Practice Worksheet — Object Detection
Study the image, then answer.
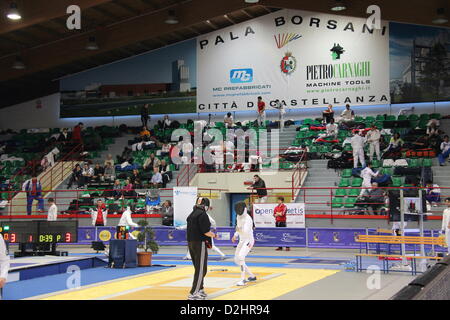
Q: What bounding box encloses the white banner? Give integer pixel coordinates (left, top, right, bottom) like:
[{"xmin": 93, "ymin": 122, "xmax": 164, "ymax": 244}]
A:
[
  {"xmin": 173, "ymin": 187, "xmax": 198, "ymax": 227},
  {"xmin": 197, "ymin": 9, "xmax": 390, "ymax": 113},
  {"xmin": 253, "ymin": 203, "xmax": 305, "ymax": 228}
]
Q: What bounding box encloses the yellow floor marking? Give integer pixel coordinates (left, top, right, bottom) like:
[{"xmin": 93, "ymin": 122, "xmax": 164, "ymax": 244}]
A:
[
  {"xmin": 42, "ymin": 266, "xmax": 196, "ymax": 300},
  {"xmin": 214, "ymin": 267, "xmax": 338, "ymax": 300},
  {"xmin": 42, "ymin": 266, "xmax": 337, "ymax": 300}
]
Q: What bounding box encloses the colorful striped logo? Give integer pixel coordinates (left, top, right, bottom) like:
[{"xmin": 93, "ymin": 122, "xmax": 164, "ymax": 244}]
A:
[{"xmin": 274, "ymin": 33, "xmax": 302, "ymax": 49}]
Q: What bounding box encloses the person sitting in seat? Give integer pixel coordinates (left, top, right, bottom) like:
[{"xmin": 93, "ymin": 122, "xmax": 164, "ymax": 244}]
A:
[
  {"xmin": 81, "ymin": 163, "xmax": 94, "ymax": 188},
  {"xmin": 123, "ymin": 179, "xmax": 137, "ymax": 201},
  {"xmin": 158, "ymin": 159, "xmax": 172, "ymax": 188},
  {"xmin": 143, "ymin": 153, "xmax": 160, "ymax": 172},
  {"xmin": 104, "ymin": 154, "xmax": 114, "ymax": 167},
  {"xmin": 425, "ymin": 181, "xmax": 441, "ymax": 207},
  {"xmin": 161, "ymin": 200, "xmax": 174, "ymax": 226},
  {"xmin": 383, "ymin": 132, "xmax": 403, "ymax": 158},
  {"xmin": 130, "ymin": 169, "xmax": 143, "ymax": 189},
  {"xmin": 92, "ymin": 163, "xmax": 104, "ymax": 182},
  {"xmin": 112, "ymin": 179, "xmax": 123, "ymax": 199},
  {"xmin": 224, "ymin": 112, "xmax": 234, "ymax": 129},
  {"xmin": 322, "ymin": 104, "xmax": 334, "ymax": 124},
  {"xmin": 339, "ymin": 104, "xmax": 355, "ymax": 123},
  {"xmin": 357, "ymin": 182, "xmax": 385, "ymax": 215},
  {"xmin": 67, "ymin": 164, "xmax": 82, "ymax": 189},
  {"xmin": 140, "ymin": 126, "xmax": 151, "ymax": 139},
  {"xmin": 438, "ymin": 135, "xmax": 450, "ymax": 166},
  {"xmin": 158, "ymin": 115, "xmax": 172, "ymax": 130},
  {"xmin": 104, "ymin": 162, "xmax": 115, "ymax": 182},
  {"xmin": 150, "ymin": 167, "xmax": 163, "ymax": 189}
]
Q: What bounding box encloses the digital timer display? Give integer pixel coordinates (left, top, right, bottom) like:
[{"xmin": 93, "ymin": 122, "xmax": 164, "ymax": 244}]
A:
[{"xmin": 0, "ymin": 221, "xmax": 78, "ymax": 243}]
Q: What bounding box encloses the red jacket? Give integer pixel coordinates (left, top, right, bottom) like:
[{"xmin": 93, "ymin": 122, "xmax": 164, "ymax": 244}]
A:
[{"xmin": 274, "ymin": 203, "xmax": 287, "ymax": 223}]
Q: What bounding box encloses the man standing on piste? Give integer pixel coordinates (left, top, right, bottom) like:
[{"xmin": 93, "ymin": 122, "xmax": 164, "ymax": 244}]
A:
[{"xmin": 186, "ymin": 197, "xmax": 217, "ymax": 300}]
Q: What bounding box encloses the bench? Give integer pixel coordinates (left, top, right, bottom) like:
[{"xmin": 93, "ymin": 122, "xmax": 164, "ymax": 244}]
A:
[
  {"xmin": 355, "ymin": 253, "xmax": 443, "ymax": 275},
  {"xmin": 355, "ymin": 234, "xmax": 446, "ymax": 275}
]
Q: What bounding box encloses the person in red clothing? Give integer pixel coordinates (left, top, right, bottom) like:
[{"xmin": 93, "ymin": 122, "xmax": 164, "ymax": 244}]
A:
[
  {"xmin": 72, "ymin": 122, "xmax": 84, "ymax": 144},
  {"xmin": 257, "ymin": 96, "xmax": 266, "ymax": 127},
  {"xmin": 273, "ymin": 196, "xmax": 290, "ymax": 251},
  {"xmin": 90, "ymin": 199, "xmax": 108, "ymax": 226}
]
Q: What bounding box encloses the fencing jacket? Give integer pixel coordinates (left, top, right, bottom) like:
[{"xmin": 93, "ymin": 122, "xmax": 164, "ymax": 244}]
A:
[
  {"xmin": 47, "ymin": 204, "xmax": 58, "ymax": 221},
  {"xmin": 442, "ymin": 208, "xmax": 450, "ymax": 233},
  {"xmin": 366, "ymin": 130, "xmax": 381, "ymax": 143},
  {"xmin": 0, "ymin": 235, "xmax": 9, "ymax": 280},
  {"xmin": 234, "ymin": 210, "xmax": 254, "ymax": 242},
  {"xmin": 350, "ymin": 134, "xmax": 365, "ymax": 150}
]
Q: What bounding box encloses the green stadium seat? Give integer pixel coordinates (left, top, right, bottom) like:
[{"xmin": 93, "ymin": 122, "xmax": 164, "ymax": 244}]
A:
[
  {"xmin": 371, "ymin": 159, "xmax": 381, "ymax": 168},
  {"xmin": 408, "ymin": 158, "xmax": 419, "ymax": 168},
  {"xmin": 419, "ymin": 114, "xmax": 430, "ymax": 121},
  {"xmin": 332, "ymin": 197, "xmax": 344, "ymax": 208},
  {"xmin": 397, "ymin": 115, "xmax": 407, "ymax": 121},
  {"xmin": 430, "ymin": 113, "xmax": 441, "ymax": 120},
  {"xmin": 376, "ymin": 115, "xmax": 385, "ymax": 121},
  {"xmin": 335, "ymin": 189, "xmax": 347, "ymax": 197},
  {"xmin": 382, "ymin": 168, "xmax": 393, "ymax": 176},
  {"xmin": 408, "ymin": 114, "xmax": 419, "ymax": 121},
  {"xmin": 339, "ymin": 178, "xmax": 350, "ymax": 187},
  {"xmin": 423, "ymin": 158, "xmax": 433, "ymax": 167},
  {"xmin": 303, "ymin": 118, "xmax": 313, "ymax": 125},
  {"xmin": 348, "ymin": 188, "xmax": 360, "ymax": 197},
  {"xmin": 341, "ymin": 169, "xmax": 352, "ymax": 178},
  {"xmin": 392, "ymin": 177, "xmax": 402, "ymax": 187},
  {"xmin": 386, "ymin": 115, "xmax": 396, "ymax": 121},
  {"xmin": 351, "ymin": 178, "xmax": 363, "ymax": 187},
  {"xmin": 344, "ymin": 197, "xmax": 358, "ymax": 208},
  {"xmin": 309, "ymin": 145, "xmax": 318, "ymax": 153}
]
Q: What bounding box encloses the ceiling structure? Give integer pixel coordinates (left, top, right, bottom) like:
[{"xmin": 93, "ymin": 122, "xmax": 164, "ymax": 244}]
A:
[{"xmin": 0, "ymin": 0, "xmax": 449, "ymax": 108}]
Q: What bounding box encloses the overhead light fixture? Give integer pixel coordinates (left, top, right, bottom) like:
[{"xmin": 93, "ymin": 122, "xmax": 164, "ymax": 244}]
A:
[
  {"xmin": 244, "ymin": 0, "xmax": 260, "ymax": 3},
  {"xmin": 165, "ymin": 10, "xmax": 179, "ymax": 24},
  {"xmin": 12, "ymin": 56, "xmax": 25, "ymax": 70},
  {"xmin": 7, "ymin": 2, "xmax": 22, "ymax": 20},
  {"xmin": 86, "ymin": 36, "xmax": 99, "ymax": 50},
  {"xmin": 331, "ymin": 0, "xmax": 347, "ymax": 12},
  {"xmin": 432, "ymin": 8, "xmax": 448, "ymax": 24}
]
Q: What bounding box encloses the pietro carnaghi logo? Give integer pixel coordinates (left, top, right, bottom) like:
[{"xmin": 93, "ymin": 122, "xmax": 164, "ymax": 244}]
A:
[{"xmin": 330, "ymin": 43, "xmax": 345, "ymax": 60}]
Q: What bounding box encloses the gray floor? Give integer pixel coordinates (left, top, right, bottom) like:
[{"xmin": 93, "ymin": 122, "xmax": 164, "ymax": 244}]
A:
[{"xmin": 55, "ymin": 245, "xmax": 417, "ymax": 300}]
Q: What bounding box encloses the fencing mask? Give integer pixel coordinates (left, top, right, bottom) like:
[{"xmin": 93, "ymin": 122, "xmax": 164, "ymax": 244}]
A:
[{"xmin": 235, "ymin": 201, "xmax": 247, "ymax": 216}]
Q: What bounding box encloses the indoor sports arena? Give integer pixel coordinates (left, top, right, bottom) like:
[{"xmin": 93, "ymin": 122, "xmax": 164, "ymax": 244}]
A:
[{"xmin": 0, "ymin": 0, "xmax": 450, "ymax": 308}]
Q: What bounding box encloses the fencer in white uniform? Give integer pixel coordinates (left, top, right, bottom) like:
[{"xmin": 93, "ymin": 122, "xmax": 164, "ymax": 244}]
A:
[
  {"xmin": 0, "ymin": 234, "xmax": 10, "ymax": 299},
  {"xmin": 351, "ymin": 131, "xmax": 366, "ymax": 168},
  {"xmin": 360, "ymin": 164, "xmax": 379, "ymax": 196},
  {"xmin": 232, "ymin": 202, "xmax": 257, "ymax": 286},
  {"xmin": 442, "ymin": 199, "xmax": 450, "ymax": 254},
  {"xmin": 366, "ymin": 126, "xmax": 381, "ymax": 161}
]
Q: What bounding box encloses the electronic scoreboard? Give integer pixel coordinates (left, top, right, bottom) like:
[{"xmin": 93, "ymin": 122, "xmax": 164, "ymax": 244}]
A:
[{"xmin": 0, "ymin": 220, "xmax": 78, "ymax": 243}]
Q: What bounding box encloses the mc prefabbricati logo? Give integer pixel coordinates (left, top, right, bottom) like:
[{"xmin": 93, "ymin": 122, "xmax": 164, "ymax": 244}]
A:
[{"xmin": 230, "ymin": 68, "xmax": 253, "ymax": 83}]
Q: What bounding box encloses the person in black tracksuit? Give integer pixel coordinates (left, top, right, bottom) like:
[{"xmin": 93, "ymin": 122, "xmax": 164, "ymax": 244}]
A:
[
  {"xmin": 186, "ymin": 197, "xmax": 216, "ymax": 300},
  {"xmin": 140, "ymin": 104, "xmax": 150, "ymax": 128}
]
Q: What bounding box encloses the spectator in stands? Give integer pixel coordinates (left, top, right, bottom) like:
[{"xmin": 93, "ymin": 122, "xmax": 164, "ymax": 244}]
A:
[
  {"xmin": 117, "ymin": 147, "xmax": 132, "ymax": 164},
  {"xmin": 159, "ymin": 159, "xmax": 172, "ymax": 188},
  {"xmin": 67, "ymin": 164, "xmax": 82, "ymax": 189},
  {"xmin": 257, "ymin": 96, "xmax": 266, "ymax": 126},
  {"xmin": 72, "ymin": 122, "xmax": 84, "ymax": 144},
  {"xmin": 140, "ymin": 126, "xmax": 151, "ymax": 139},
  {"xmin": 123, "ymin": 179, "xmax": 137, "ymax": 200},
  {"xmin": 143, "ymin": 153, "xmax": 160, "ymax": 172},
  {"xmin": 383, "ymin": 132, "xmax": 403, "ymax": 157},
  {"xmin": 366, "ymin": 125, "xmax": 381, "ymax": 161},
  {"xmin": 224, "ymin": 112, "xmax": 234, "ymax": 129},
  {"xmin": 339, "ymin": 104, "xmax": 355, "ymax": 123},
  {"xmin": 358, "ymin": 182, "xmax": 385, "ymax": 215},
  {"xmin": 438, "ymin": 135, "xmax": 450, "ymax": 166},
  {"xmin": 23, "ymin": 176, "xmax": 44, "ymax": 215},
  {"xmin": 161, "ymin": 200, "xmax": 174, "ymax": 226},
  {"xmin": 441, "ymin": 198, "xmax": 450, "ymax": 254},
  {"xmin": 317, "ymin": 118, "xmax": 338, "ymax": 141},
  {"xmin": 161, "ymin": 143, "xmax": 171, "ymax": 157},
  {"xmin": 81, "ymin": 163, "xmax": 93, "ymax": 187},
  {"xmin": 112, "ymin": 179, "xmax": 123, "ymax": 199},
  {"xmin": 58, "ymin": 128, "xmax": 70, "ymax": 143},
  {"xmin": 150, "ymin": 167, "xmax": 163, "ymax": 188},
  {"xmin": 158, "ymin": 115, "xmax": 172, "ymax": 130},
  {"xmin": 351, "ymin": 130, "xmax": 366, "ymax": 168},
  {"xmin": 425, "ymin": 181, "xmax": 441, "ymax": 207},
  {"xmin": 103, "ymin": 162, "xmax": 115, "ymax": 182},
  {"xmin": 92, "ymin": 163, "xmax": 104, "ymax": 182},
  {"xmin": 360, "ymin": 162, "xmax": 379, "ymax": 196},
  {"xmin": 141, "ymin": 104, "xmax": 150, "ymax": 128},
  {"xmin": 251, "ymin": 175, "xmax": 267, "ymax": 203},
  {"xmin": 104, "ymin": 154, "xmax": 114, "ymax": 167},
  {"xmin": 322, "ymin": 104, "xmax": 334, "ymax": 124},
  {"xmin": 426, "ymin": 121, "xmax": 440, "ymax": 138},
  {"xmin": 274, "ymin": 196, "xmax": 289, "ymax": 251},
  {"xmin": 47, "ymin": 198, "xmax": 58, "ymax": 221},
  {"xmin": 130, "ymin": 169, "xmax": 142, "ymax": 189},
  {"xmin": 90, "ymin": 199, "xmax": 107, "ymax": 226}
]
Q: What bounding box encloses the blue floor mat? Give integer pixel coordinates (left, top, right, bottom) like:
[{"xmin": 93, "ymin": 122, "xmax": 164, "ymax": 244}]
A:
[{"xmin": 3, "ymin": 265, "xmax": 170, "ymax": 300}]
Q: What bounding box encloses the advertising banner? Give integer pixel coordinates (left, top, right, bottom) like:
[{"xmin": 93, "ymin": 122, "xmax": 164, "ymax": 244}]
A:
[
  {"xmin": 307, "ymin": 228, "xmax": 366, "ymax": 249},
  {"xmin": 173, "ymin": 186, "xmax": 198, "ymax": 227},
  {"xmin": 197, "ymin": 9, "xmax": 390, "ymax": 113},
  {"xmin": 253, "ymin": 203, "xmax": 306, "ymax": 228}
]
